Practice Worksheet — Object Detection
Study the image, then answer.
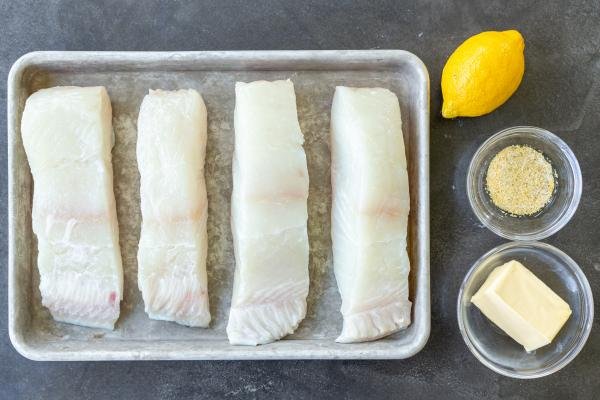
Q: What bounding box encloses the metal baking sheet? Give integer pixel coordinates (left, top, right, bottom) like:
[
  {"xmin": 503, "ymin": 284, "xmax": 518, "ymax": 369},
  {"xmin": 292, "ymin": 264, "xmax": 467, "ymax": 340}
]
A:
[{"xmin": 8, "ymin": 50, "xmax": 430, "ymax": 360}]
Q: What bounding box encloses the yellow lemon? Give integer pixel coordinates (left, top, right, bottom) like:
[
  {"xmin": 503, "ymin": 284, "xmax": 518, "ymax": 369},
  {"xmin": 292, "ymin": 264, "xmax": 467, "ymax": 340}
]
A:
[{"xmin": 441, "ymin": 30, "xmax": 525, "ymax": 118}]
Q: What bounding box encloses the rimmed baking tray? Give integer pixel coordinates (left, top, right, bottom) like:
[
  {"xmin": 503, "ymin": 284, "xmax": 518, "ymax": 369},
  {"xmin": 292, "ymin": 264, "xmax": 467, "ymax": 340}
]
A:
[{"xmin": 8, "ymin": 50, "xmax": 430, "ymax": 360}]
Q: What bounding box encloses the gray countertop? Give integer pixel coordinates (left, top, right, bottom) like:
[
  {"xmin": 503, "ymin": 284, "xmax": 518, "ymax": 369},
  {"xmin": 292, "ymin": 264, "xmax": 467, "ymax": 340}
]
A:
[{"xmin": 1, "ymin": 1, "xmax": 599, "ymax": 399}]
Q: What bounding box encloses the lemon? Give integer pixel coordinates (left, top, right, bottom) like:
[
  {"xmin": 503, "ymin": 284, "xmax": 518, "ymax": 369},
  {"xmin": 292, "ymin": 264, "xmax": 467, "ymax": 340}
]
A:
[{"xmin": 441, "ymin": 30, "xmax": 525, "ymax": 118}]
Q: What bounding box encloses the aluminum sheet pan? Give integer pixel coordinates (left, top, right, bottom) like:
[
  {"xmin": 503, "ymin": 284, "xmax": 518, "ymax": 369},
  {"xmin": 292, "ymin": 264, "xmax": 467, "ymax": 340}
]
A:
[{"xmin": 8, "ymin": 50, "xmax": 430, "ymax": 360}]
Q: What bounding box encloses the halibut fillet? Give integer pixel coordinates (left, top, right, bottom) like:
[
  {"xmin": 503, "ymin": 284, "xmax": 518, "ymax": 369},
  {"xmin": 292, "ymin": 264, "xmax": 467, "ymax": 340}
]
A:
[
  {"xmin": 21, "ymin": 86, "xmax": 123, "ymax": 329},
  {"xmin": 136, "ymin": 89, "xmax": 210, "ymax": 327},
  {"xmin": 331, "ymin": 86, "xmax": 411, "ymax": 343},
  {"xmin": 227, "ymin": 80, "xmax": 310, "ymax": 345}
]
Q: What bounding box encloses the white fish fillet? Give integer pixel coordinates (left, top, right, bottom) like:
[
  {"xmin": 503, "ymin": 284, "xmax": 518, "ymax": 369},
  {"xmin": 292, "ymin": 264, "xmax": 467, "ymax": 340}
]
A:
[
  {"xmin": 330, "ymin": 86, "xmax": 411, "ymax": 343},
  {"xmin": 227, "ymin": 80, "xmax": 310, "ymax": 345},
  {"xmin": 21, "ymin": 86, "xmax": 123, "ymax": 329},
  {"xmin": 136, "ymin": 89, "xmax": 210, "ymax": 327}
]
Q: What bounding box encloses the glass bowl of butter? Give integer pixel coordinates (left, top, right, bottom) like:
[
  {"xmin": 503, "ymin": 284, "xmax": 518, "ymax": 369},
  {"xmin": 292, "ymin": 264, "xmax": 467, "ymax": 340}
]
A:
[
  {"xmin": 467, "ymin": 126, "xmax": 582, "ymax": 241},
  {"xmin": 457, "ymin": 241, "xmax": 593, "ymax": 378}
]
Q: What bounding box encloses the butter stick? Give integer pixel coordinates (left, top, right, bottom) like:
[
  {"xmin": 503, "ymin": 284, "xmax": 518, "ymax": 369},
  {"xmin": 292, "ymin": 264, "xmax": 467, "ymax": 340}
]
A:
[{"xmin": 471, "ymin": 260, "xmax": 572, "ymax": 352}]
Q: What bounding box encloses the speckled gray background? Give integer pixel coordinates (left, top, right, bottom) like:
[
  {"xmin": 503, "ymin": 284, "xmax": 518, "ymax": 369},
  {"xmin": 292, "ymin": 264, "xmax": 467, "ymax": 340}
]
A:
[{"xmin": 1, "ymin": 0, "xmax": 599, "ymax": 399}]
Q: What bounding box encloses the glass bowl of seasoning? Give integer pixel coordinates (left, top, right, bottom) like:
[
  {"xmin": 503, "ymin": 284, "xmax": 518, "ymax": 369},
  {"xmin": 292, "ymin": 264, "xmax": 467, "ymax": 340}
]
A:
[
  {"xmin": 457, "ymin": 241, "xmax": 593, "ymax": 378},
  {"xmin": 467, "ymin": 126, "xmax": 582, "ymax": 240}
]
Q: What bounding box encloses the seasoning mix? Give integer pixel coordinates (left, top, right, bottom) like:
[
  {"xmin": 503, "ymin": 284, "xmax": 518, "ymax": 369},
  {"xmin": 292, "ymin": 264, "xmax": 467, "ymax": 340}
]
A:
[{"xmin": 486, "ymin": 145, "xmax": 555, "ymax": 216}]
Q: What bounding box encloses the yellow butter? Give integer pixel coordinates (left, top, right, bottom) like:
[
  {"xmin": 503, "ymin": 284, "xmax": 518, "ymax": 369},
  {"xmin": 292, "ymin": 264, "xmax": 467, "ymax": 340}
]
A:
[{"xmin": 471, "ymin": 260, "xmax": 572, "ymax": 352}]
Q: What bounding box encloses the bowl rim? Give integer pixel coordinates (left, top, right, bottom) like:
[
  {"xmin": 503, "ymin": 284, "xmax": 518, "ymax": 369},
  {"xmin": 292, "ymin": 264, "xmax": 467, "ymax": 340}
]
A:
[
  {"xmin": 457, "ymin": 241, "xmax": 594, "ymax": 379},
  {"xmin": 467, "ymin": 126, "xmax": 582, "ymax": 241}
]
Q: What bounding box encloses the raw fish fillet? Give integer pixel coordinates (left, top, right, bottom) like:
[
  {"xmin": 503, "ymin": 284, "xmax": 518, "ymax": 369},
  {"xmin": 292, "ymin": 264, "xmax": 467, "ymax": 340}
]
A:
[
  {"xmin": 21, "ymin": 86, "xmax": 123, "ymax": 329},
  {"xmin": 136, "ymin": 89, "xmax": 210, "ymax": 327},
  {"xmin": 330, "ymin": 86, "xmax": 411, "ymax": 343},
  {"xmin": 227, "ymin": 80, "xmax": 310, "ymax": 345}
]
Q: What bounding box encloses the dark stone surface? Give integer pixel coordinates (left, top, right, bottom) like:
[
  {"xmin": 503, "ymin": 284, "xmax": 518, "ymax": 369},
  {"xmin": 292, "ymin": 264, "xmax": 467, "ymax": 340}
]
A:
[{"xmin": 1, "ymin": 1, "xmax": 599, "ymax": 398}]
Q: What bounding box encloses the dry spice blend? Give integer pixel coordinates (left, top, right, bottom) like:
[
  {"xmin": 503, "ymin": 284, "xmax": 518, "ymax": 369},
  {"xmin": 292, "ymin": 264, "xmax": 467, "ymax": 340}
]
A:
[{"xmin": 486, "ymin": 145, "xmax": 555, "ymax": 216}]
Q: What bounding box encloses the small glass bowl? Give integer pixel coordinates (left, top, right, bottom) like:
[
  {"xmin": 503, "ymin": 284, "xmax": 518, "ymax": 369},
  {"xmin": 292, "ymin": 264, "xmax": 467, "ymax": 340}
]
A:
[
  {"xmin": 467, "ymin": 126, "xmax": 582, "ymax": 241},
  {"xmin": 457, "ymin": 241, "xmax": 593, "ymax": 379}
]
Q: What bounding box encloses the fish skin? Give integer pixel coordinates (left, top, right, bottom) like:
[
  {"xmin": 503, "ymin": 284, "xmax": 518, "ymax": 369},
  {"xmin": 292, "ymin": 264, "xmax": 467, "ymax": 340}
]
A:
[
  {"xmin": 227, "ymin": 80, "xmax": 309, "ymax": 346},
  {"xmin": 330, "ymin": 86, "xmax": 412, "ymax": 343},
  {"xmin": 136, "ymin": 89, "xmax": 210, "ymax": 328},
  {"xmin": 21, "ymin": 86, "xmax": 123, "ymax": 330}
]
